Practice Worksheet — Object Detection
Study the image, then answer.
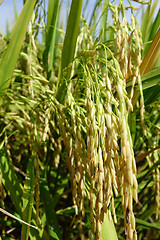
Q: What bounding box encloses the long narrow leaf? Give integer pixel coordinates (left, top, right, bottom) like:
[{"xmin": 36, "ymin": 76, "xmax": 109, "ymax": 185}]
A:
[
  {"xmin": 60, "ymin": 0, "xmax": 83, "ymax": 72},
  {"xmin": 148, "ymin": 8, "xmax": 160, "ymax": 42},
  {"xmin": 141, "ymin": 0, "xmax": 158, "ymax": 45},
  {"xmin": 117, "ymin": 214, "xmax": 160, "ymax": 230},
  {"xmin": 21, "ymin": 157, "xmax": 35, "ymax": 240},
  {"xmin": 101, "ymin": 212, "xmax": 118, "ymax": 240},
  {"xmin": 0, "ymin": 149, "xmax": 23, "ymax": 215},
  {"xmin": 0, "ymin": 0, "xmax": 36, "ymax": 95},
  {"xmin": 56, "ymin": 0, "xmax": 83, "ymax": 104},
  {"xmin": 140, "ymin": 27, "xmax": 160, "ymax": 75},
  {"xmin": 40, "ymin": 179, "xmax": 63, "ymax": 240},
  {"xmin": 0, "ymin": 150, "xmax": 43, "ymax": 239},
  {"xmin": 43, "ymin": 0, "xmax": 60, "ymax": 80},
  {"xmin": 127, "ymin": 64, "xmax": 160, "ymax": 105},
  {"xmin": 127, "ymin": 66, "xmax": 160, "ymax": 90},
  {"xmin": 101, "ymin": 0, "xmax": 109, "ymax": 43}
]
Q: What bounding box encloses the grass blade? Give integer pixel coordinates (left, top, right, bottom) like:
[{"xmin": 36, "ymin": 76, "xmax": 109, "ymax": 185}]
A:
[
  {"xmin": 141, "ymin": 0, "xmax": 158, "ymax": 44},
  {"xmin": 40, "ymin": 179, "xmax": 63, "ymax": 240},
  {"xmin": 101, "ymin": 212, "xmax": 118, "ymax": 240},
  {"xmin": 56, "ymin": 0, "xmax": 83, "ymax": 104},
  {"xmin": 135, "ymin": 217, "xmax": 160, "ymax": 230},
  {"xmin": 21, "ymin": 157, "xmax": 35, "ymax": 240},
  {"xmin": 127, "ymin": 61, "xmax": 160, "ymax": 105},
  {"xmin": 60, "ymin": 0, "xmax": 82, "ymax": 72},
  {"xmin": 140, "ymin": 27, "xmax": 160, "ymax": 75},
  {"xmin": 117, "ymin": 213, "xmax": 160, "ymax": 230},
  {"xmin": 43, "ymin": 0, "xmax": 60, "ymax": 80},
  {"xmin": 101, "ymin": 0, "xmax": 109, "ymax": 43},
  {"xmin": 148, "ymin": 8, "xmax": 160, "ymax": 42},
  {"xmin": 0, "ymin": 150, "xmax": 43, "ymax": 239},
  {"xmin": 0, "ymin": 149, "xmax": 23, "ymax": 215},
  {"xmin": 0, "ymin": 0, "xmax": 36, "ymax": 94},
  {"xmin": 127, "ymin": 66, "xmax": 160, "ymax": 90}
]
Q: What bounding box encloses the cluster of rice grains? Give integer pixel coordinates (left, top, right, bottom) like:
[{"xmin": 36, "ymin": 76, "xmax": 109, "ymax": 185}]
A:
[
  {"xmin": 63, "ymin": 2, "xmax": 146, "ymax": 240},
  {"xmin": 112, "ymin": 3, "xmax": 141, "ymax": 240}
]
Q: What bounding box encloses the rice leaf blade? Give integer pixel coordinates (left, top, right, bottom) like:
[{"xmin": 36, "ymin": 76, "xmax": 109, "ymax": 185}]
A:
[
  {"xmin": 43, "ymin": 0, "xmax": 60, "ymax": 80},
  {"xmin": 0, "ymin": 150, "xmax": 43, "ymax": 239},
  {"xmin": 40, "ymin": 179, "xmax": 62, "ymax": 240},
  {"xmin": 140, "ymin": 27, "xmax": 160, "ymax": 75},
  {"xmin": 101, "ymin": 212, "xmax": 118, "ymax": 240},
  {"xmin": 21, "ymin": 157, "xmax": 35, "ymax": 240},
  {"xmin": 0, "ymin": 149, "xmax": 23, "ymax": 215},
  {"xmin": 0, "ymin": 0, "xmax": 36, "ymax": 94},
  {"xmin": 56, "ymin": 0, "xmax": 83, "ymax": 103}
]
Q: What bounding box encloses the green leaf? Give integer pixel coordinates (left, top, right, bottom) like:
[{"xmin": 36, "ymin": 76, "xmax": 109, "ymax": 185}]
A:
[
  {"xmin": 100, "ymin": 0, "xmax": 109, "ymax": 43},
  {"xmin": 56, "ymin": 0, "xmax": 83, "ymax": 104},
  {"xmin": 141, "ymin": 0, "xmax": 158, "ymax": 45},
  {"xmin": 43, "ymin": 0, "xmax": 60, "ymax": 80},
  {"xmin": 0, "ymin": 150, "xmax": 43, "ymax": 239},
  {"xmin": 0, "ymin": 0, "xmax": 36, "ymax": 95},
  {"xmin": 127, "ymin": 65, "xmax": 160, "ymax": 90},
  {"xmin": 136, "ymin": 218, "xmax": 160, "ymax": 230},
  {"xmin": 117, "ymin": 213, "xmax": 160, "ymax": 230},
  {"xmin": 127, "ymin": 66, "xmax": 160, "ymax": 105},
  {"xmin": 102, "ymin": 212, "xmax": 118, "ymax": 240},
  {"xmin": 148, "ymin": 9, "xmax": 160, "ymax": 43},
  {"xmin": 21, "ymin": 157, "xmax": 35, "ymax": 240},
  {"xmin": 140, "ymin": 67, "xmax": 160, "ymax": 90},
  {"xmin": 40, "ymin": 179, "xmax": 62, "ymax": 240},
  {"xmin": 0, "ymin": 149, "xmax": 23, "ymax": 215},
  {"xmin": 60, "ymin": 0, "xmax": 82, "ymax": 72}
]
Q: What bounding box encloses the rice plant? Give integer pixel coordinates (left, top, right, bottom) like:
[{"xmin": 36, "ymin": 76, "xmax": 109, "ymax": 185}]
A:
[{"xmin": 0, "ymin": 0, "xmax": 159, "ymax": 239}]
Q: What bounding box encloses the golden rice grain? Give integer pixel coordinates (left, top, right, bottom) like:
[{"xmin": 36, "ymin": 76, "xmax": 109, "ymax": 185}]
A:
[
  {"xmin": 130, "ymin": 212, "xmax": 135, "ymax": 230},
  {"xmin": 133, "ymin": 230, "xmax": 137, "ymax": 240}
]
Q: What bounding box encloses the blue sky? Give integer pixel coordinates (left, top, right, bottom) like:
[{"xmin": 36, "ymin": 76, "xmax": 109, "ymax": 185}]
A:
[
  {"xmin": 0, "ymin": 0, "xmax": 158, "ymax": 35},
  {"xmin": 0, "ymin": 0, "xmax": 23, "ymax": 34}
]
